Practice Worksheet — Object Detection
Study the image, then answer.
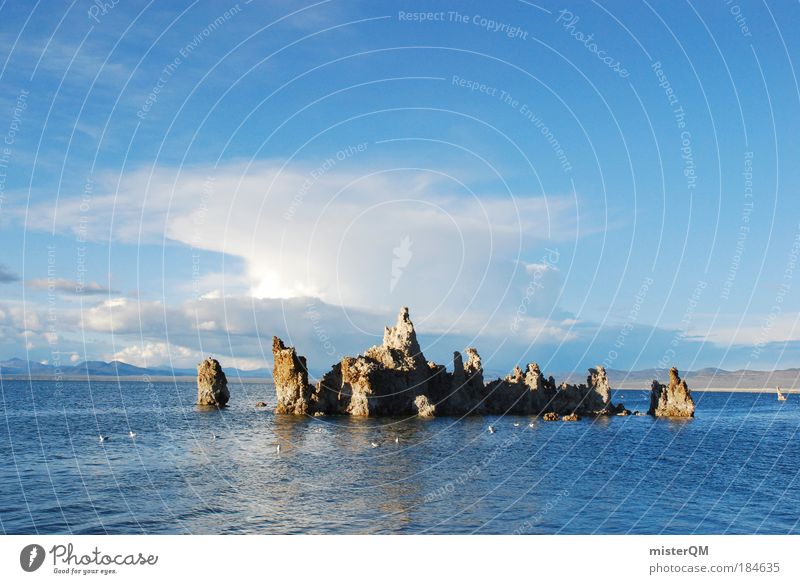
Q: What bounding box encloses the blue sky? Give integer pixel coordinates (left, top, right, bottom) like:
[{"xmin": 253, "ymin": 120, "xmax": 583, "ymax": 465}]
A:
[{"xmin": 0, "ymin": 0, "xmax": 799, "ymax": 377}]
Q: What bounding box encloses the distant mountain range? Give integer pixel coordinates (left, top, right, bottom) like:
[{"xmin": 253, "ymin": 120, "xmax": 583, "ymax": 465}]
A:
[
  {"xmin": 1, "ymin": 358, "xmax": 798, "ymax": 389},
  {"xmin": 561, "ymin": 367, "xmax": 800, "ymax": 390},
  {"xmin": 0, "ymin": 358, "xmax": 270, "ymax": 379}
]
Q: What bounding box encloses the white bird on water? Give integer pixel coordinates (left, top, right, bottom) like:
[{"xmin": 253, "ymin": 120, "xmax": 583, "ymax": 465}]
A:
[
  {"xmin": 129, "ymin": 431, "xmax": 136, "ymax": 438},
  {"xmin": 513, "ymin": 423, "xmax": 520, "ymax": 427},
  {"xmin": 276, "ymin": 444, "xmax": 281, "ymax": 453},
  {"xmin": 395, "ymin": 437, "xmax": 399, "ymax": 444},
  {"xmin": 99, "ymin": 435, "xmax": 109, "ymax": 442},
  {"xmin": 488, "ymin": 426, "xmax": 495, "ymax": 434},
  {"xmin": 371, "ymin": 442, "xmax": 379, "ymax": 448},
  {"xmin": 528, "ymin": 422, "xmax": 535, "ymax": 428}
]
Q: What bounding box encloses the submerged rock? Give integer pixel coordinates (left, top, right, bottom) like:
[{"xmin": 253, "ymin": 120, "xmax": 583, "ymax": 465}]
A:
[
  {"xmin": 648, "ymin": 367, "xmax": 696, "ymax": 417},
  {"xmin": 197, "ymin": 357, "xmax": 230, "ymax": 407}
]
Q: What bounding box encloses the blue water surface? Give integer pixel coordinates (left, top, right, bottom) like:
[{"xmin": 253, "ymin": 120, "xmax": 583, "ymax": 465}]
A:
[{"xmin": 1, "ymin": 380, "xmax": 798, "ymax": 534}]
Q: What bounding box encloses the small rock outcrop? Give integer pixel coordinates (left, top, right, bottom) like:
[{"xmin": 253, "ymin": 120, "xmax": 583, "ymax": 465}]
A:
[
  {"xmin": 648, "ymin": 367, "xmax": 695, "ymax": 417},
  {"xmin": 197, "ymin": 357, "xmax": 229, "ymax": 407},
  {"xmin": 271, "ymin": 307, "xmax": 638, "ymax": 419},
  {"xmin": 414, "ymin": 395, "xmax": 436, "ymax": 418}
]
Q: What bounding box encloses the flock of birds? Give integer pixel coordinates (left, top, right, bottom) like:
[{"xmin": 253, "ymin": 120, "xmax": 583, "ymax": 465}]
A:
[
  {"xmin": 98, "ymin": 431, "xmax": 136, "ymax": 442},
  {"xmin": 488, "ymin": 422, "xmax": 533, "ymax": 434},
  {"xmin": 98, "ymin": 422, "xmax": 533, "ymax": 450}
]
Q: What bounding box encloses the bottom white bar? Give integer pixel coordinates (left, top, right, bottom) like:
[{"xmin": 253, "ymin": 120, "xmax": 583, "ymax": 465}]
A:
[{"xmin": 1, "ymin": 535, "xmax": 796, "ymax": 583}]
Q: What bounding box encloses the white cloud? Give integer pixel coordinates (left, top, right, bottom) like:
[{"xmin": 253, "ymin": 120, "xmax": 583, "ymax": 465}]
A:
[
  {"xmin": 690, "ymin": 314, "xmax": 800, "ymax": 348},
  {"xmin": 110, "ymin": 342, "xmax": 197, "ymax": 368},
  {"xmin": 26, "ymin": 161, "xmax": 579, "ymax": 318},
  {"xmin": 525, "ymin": 262, "xmax": 559, "ymax": 274}
]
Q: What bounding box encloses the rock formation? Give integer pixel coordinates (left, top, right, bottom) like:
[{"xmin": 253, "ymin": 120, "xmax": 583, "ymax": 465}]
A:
[
  {"xmin": 272, "ymin": 337, "xmax": 313, "ymax": 415},
  {"xmin": 271, "ymin": 307, "xmax": 636, "ymax": 419},
  {"xmin": 437, "ymin": 349, "xmax": 487, "ymax": 415},
  {"xmin": 548, "ymin": 366, "xmax": 613, "ymax": 416},
  {"xmin": 197, "ymin": 357, "xmax": 229, "ymax": 407},
  {"xmin": 648, "ymin": 367, "xmax": 695, "ymax": 417},
  {"xmin": 273, "ymin": 308, "xmax": 442, "ymax": 417},
  {"xmin": 414, "ymin": 395, "xmax": 436, "ymax": 418},
  {"xmin": 481, "ymin": 362, "xmax": 556, "ymax": 415}
]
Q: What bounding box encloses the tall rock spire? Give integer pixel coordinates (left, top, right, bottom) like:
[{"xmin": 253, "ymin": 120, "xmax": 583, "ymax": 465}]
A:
[{"xmin": 382, "ymin": 307, "xmax": 425, "ymax": 365}]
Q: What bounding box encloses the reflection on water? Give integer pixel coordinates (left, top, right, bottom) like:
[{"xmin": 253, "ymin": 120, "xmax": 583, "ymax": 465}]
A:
[{"xmin": 1, "ymin": 381, "xmax": 798, "ymax": 534}]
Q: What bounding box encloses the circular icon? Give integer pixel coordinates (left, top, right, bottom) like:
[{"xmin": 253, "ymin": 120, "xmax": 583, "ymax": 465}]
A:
[{"xmin": 20, "ymin": 544, "xmax": 45, "ymax": 572}]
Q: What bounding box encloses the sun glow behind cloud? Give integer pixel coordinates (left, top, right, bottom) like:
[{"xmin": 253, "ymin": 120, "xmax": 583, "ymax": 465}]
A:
[{"xmin": 27, "ymin": 161, "xmax": 579, "ymax": 320}]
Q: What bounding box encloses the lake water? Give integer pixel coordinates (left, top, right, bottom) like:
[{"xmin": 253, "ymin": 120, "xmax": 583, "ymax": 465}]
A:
[{"xmin": 1, "ymin": 380, "xmax": 798, "ymax": 534}]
